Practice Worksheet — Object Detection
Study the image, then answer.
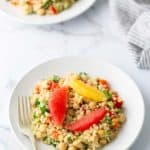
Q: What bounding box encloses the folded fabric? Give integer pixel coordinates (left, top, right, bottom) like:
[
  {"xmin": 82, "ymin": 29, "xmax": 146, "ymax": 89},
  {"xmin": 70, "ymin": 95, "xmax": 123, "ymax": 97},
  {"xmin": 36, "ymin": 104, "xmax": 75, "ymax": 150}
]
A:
[{"xmin": 110, "ymin": 0, "xmax": 150, "ymax": 69}]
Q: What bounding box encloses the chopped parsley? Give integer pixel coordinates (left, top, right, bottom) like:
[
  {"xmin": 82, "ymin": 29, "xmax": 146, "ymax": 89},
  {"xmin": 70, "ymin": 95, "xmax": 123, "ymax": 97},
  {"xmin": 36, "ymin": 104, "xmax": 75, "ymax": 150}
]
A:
[
  {"xmin": 82, "ymin": 143, "xmax": 89, "ymax": 149},
  {"xmin": 40, "ymin": 103, "xmax": 48, "ymax": 114},
  {"xmin": 107, "ymin": 101, "xmax": 114, "ymax": 109},
  {"xmin": 48, "ymin": 138, "xmax": 57, "ymax": 147},
  {"xmin": 67, "ymin": 136, "xmax": 72, "ymax": 142},
  {"xmin": 52, "ymin": 75, "xmax": 60, "ymax": 83},
  {"xmin": 35, "ymin": 98, "xmax": 40, "ymax": 107},
  {"xmin": 41, "ymin": 0, "xmax": 52, "ymax": 9},
  {"xmin": 79, "ymin": 72, "xmax": 88, "ymax": 76},
  {"xmin": 105, "ymin": 116, "xmax": 112, "ymax": 125},
  {"xmin": 35, "ymin": 99, "xmax": 48, "ymax": 115},
  {"xmin": 43, "ymin": 136, "xmax": 48, "ymax": 141},
  {"xmin": 104, "ymin": 130, "xmax": 111, "ymax": 141},
  {"xmin": 103, "ymin": 90, "xmax": 112, "ymax": 100},
  {"xmin": 33, "ymin": 112, "xmax": 37, "ymax": 119},
  {"xmin": 45, "ymin": 99, "xmax": 48, "ymax": 105}
]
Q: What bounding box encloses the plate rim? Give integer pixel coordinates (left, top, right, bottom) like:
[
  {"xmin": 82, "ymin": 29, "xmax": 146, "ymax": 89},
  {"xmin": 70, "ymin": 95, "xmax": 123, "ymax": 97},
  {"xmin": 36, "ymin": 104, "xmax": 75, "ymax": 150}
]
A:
[
  {"xmin": 0, "ymin": 0, "xmax": 96, "ymax": 25},
  {"xmin": 8, "ymin": 56, "xmax": 145, "ymax": 150}
]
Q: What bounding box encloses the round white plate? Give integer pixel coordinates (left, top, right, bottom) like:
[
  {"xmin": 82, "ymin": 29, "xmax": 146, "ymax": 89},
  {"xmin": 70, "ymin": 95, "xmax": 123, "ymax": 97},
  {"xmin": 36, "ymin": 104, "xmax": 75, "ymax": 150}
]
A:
[
  {"xmin": 0, "ymin": 0, "xmax": 95, "ymax": 25},
  {"xmin": 9, "ymin": 56, "xmax": 145, "ymax": 150}
]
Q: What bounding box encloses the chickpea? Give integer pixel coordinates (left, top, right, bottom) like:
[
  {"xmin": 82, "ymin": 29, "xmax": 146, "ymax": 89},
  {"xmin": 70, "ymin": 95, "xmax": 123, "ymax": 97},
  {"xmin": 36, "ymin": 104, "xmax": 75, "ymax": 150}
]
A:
[
  {"xmin": 23, "ymin": 4, "xmax": 33, "ymax": 14},
  {"xmin": 57, "ymin": 142, "xmax": 67, "ymax": 150},
  {"xmin": 19, "ymin": 0, "xmax": 26, "ymax": 5},
  {"xmin": 39, "ymin": 124, "xmax": 47, "ymax": 132},
  {"xmin": 37, "ymin": 9, "xmax": 45, "ymax": 15},
  {"xmin": 100, "ymin": 139, "xmax": 107, "ymax": 145},
  {"xmin": 98, "ymin": 130, "xmax": 104, "ymax": 136},
  {"xmin": 119, "ymin": 113, "xmax": 126, "ymax": 123},
  {"xmin": 36, "ymin": 131, "xmax": 42, "ymax": 139},
  {"xmin": 63, "ymin": 2, "xmax": 70, "ymax": 9},
  {"xmin": 89, "ymin": 101, "xmax": 96, "ymax": 109},
  {"xmin": 68, "ymin": 146, "xmax": 77, "ymax": 150},
  {"xmin": 33, "ymin": 4, "xmax": 41, "ymax": 12}
]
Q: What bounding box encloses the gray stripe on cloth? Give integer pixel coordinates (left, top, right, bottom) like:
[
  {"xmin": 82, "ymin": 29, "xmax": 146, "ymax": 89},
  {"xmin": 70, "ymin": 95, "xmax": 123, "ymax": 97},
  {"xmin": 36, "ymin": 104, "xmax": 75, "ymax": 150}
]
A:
[{"xmin": 110, "ymin": 0, "xmax": 150, "ymax": 69}]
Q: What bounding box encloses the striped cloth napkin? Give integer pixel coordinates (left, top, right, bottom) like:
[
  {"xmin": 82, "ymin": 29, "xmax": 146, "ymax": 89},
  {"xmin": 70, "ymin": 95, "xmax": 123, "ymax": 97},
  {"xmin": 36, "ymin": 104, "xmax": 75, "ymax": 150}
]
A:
[{"xmin": 110, "ymin": 0, "xmax": 150, "ymax": 69}]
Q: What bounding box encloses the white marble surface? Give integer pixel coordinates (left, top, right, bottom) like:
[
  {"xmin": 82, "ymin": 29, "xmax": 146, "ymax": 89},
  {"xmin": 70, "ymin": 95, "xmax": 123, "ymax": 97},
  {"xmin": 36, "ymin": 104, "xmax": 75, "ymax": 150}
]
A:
[{"xmin": 0, "ymin": 0, "xmax": 150, "ymax": 150}]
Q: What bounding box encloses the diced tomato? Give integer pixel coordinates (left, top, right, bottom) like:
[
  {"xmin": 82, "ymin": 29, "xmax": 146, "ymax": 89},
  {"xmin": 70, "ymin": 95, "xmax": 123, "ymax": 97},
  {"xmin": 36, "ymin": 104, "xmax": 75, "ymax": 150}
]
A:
[
  {"xmin": 108, "ymin": 111, "xmax": 115, "ymax": 117},
  {"xmin": 82, "ymin": 107, "xmax": 86, "ymax": 114},
  {"xmin": 113, "ymin": 122, "xmax": 120, "ymax": 129},
  {"xmin": 112, "ymin": 92, "xmax": 123, "ymax": 108},
  {"xmin": 48, "ymin": 87, "xmax": 68, "ymax": 125},
  {"xmin": 116, "ymin": 100, "xmax": 123, "ymax": 108},
  {"xmin": 113, "ymin": 100, "xmax": 123, "ymax": 108},
  {"xmin": 50, "ymin": 6, "xmax": 57, "ymax": 15},
  {"xmin": 45, "ymin": 115, "xmax": 52, "ymax": 124},
  {"xmin": 51, "ymin": 82, "xmax": 59, "ymax": 90},
  {"xmin": 66, "ymin": 107, "xmax": 107, "ymax": 132},
  {"xmin": 35, "ymin": 85, "xmax": 40, "ymax": 94},
  {"xmin": 99, "ymin": 79, "xmax": 110, "ymax": 90},
  {"xmin": 100, "ymin": 79, "xmax": 108, "ymax": 85},
  {"xmin": 52, "ymin": 130, "xmax": 59, "ymax": 139},
  {"xmin": 112, "ymin": 92, "xmax": 118, "ymax": 97},
  {"xmin": 112, "ymin": 96, "xmax": 117, "ymax": 101},
  {"xmin": 47, "ymin": 81, "xmax": 59, "ymax": 91}
]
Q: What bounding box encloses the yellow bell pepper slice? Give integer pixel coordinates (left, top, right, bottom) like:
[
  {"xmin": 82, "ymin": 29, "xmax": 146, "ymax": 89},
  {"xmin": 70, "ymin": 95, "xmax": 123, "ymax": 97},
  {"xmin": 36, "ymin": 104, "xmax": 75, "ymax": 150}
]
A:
[{"xmin": 70, "ymin": 79, "xmax": 107, "ymax": 102}]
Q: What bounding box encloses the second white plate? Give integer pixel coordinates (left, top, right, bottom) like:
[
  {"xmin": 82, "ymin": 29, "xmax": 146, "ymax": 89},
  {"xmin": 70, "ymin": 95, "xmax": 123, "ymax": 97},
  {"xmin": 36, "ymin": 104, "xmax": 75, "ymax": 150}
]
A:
[{"xmin": 0, "ymin": 0, "xmax": 96, "ymax": 25}]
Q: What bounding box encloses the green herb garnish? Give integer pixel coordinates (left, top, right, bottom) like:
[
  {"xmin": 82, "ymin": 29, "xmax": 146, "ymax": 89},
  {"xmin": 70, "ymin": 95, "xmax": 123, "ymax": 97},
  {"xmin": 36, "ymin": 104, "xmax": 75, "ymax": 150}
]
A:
[
  {"xmin": 79, "ymin": 72, "xmax": 88, "ymax": 76},
  {"xmin": 33, "ymin": 112, "xmax": 37, "ymax": 119},
  {"xmin": 45, "ymin": 100, "xmax": 48, "ymax": 105},
  {"xmin": 52, "ymin": 75, "xmax": 60, "ymax": 83},
  {"xmin": 35, "ymin": 98, "xmax": 40, "ymax": 106},
  {"xmin": 41, "ymin": 0, "xmax": 52, "ymax": 9},
  {"xmin": 103, "ymin": 90, "xmax": 112, "ymax": 100},
  {"xmin": 35, "ymin": 99, "xmax": 48, "ymax": 114},
  {"xmin": 40, "ymin": 105, "xmax": 47, "ymax": 114},
  {"xmin": 105, "ymin": 116, "xmax": 112, "ymax": 124},
  {"xmin": 43, "ymin": 136, "xmax": 48, "ymax": 141},
  {"xmin": 39, "ymin": 102, "xmax": 49, "ymax": 114},
  {"xmin": 104, "ymin": 130, "xmax": 111, "ymax": 141},
  {"xmin": 107, "ymin": 101, "xmax": 114, "ymax": 109},
  {"xmin": 116, "ymin": 108, "xmax": 123, "ymax": 114},
  {"xmin": 82, "ymin": 143, "xmax": 89, "ymax": 149},
  {"xmin": 48, "ymin": 138, "xmax": 57, "ymax": 147},
  {"xmin": 67, "ymin": 136, "xmax": 72, "ymax": 142}
]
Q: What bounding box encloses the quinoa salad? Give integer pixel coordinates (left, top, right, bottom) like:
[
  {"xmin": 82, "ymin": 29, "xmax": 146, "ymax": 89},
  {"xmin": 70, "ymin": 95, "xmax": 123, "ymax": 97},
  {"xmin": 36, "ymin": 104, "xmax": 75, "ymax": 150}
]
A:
[
  {"xmin": 7, "ymin": 0, "xmax": 78, "ymax": 15},
  {"xmin": 30, "ymin": 73, "xmax": 126, "ymax": 150}
]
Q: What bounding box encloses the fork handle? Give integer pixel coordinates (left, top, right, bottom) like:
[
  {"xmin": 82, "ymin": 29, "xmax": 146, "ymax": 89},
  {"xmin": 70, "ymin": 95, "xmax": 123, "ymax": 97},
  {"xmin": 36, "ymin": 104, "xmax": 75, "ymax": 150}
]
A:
[{"xmin": 29, "ymin": 134, "xmax": 38, "ymax": 150}]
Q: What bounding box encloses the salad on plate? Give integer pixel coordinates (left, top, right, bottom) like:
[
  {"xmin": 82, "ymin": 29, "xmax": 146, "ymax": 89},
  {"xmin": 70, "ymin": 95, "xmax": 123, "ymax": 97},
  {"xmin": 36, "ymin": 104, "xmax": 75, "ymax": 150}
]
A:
[
  {"xmin": 7, "ymin": 0, "xmax": 78, "ymax": 15},
  {"xmin": 30, "ymin": 72, "xmax": 126, "ymax": 150}
]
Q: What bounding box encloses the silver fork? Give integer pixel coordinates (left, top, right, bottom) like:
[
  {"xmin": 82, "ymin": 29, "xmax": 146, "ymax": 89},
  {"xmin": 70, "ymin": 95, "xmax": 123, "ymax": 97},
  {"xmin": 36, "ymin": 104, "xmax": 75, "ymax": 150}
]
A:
[{"xmin": 18, "ymin": 96, "xmax": 37, "ymax": 150}]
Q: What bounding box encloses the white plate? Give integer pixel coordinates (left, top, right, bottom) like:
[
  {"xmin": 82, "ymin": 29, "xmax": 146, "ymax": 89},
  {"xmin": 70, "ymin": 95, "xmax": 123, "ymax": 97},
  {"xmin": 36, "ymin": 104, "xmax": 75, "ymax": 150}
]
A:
[
  {"xmin": 0, "ymin": 0, "xmax": 95, "ymax": 25},
  {"xmin": 9, "ymin": 56, "xmax": 145, "ymax": 150}
]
